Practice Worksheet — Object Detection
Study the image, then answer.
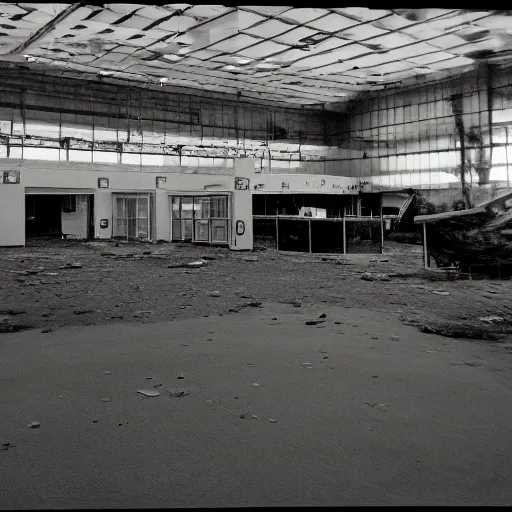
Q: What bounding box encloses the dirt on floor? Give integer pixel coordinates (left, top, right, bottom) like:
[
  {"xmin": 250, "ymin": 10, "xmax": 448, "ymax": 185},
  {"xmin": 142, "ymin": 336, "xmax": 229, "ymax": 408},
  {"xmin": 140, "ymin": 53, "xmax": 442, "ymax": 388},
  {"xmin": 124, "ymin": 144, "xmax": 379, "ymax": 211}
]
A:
[{"xmin": 1, "ymin": 238, "xmax": 512, "ymax": 345}]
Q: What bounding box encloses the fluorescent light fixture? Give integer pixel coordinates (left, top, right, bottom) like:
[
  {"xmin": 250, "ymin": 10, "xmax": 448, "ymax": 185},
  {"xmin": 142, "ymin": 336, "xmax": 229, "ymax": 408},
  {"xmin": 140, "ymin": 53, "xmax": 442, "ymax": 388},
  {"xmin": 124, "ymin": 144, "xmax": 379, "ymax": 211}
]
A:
[
  {"xmin": 235, "ymin": 57, "xmax": 253, "ymax": 65},
  {"xmin": 161, "ymin": 54, "xmax": 183, "ymax": 62},
  {"xmin": 255, "ymin": 62, "xmax": 281, "ymax": 69},
  {"xmin": 23, "ymin": 54, "xmax": 36, "ymax": 62}
]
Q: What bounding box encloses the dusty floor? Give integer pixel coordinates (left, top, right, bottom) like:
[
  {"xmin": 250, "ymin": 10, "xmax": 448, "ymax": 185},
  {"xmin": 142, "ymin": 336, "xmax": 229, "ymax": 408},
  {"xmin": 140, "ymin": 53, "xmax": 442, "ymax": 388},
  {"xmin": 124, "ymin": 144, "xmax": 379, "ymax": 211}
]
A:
[
  {"xmin": 1, "ymin": 239, "xmax": 512, "ymax": 507},
  {"xmin": 1, "ymin": 302, "xmax": 512, "ymax": 507},
  {"xmin": 0, "ymin": 238, "xmax": 512, "ymax": 341}
]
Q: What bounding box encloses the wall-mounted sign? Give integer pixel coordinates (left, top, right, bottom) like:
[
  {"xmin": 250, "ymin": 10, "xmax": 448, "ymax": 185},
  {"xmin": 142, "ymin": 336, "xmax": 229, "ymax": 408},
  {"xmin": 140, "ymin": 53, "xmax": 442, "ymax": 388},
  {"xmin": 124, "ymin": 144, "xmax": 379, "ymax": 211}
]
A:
[
  {"xmin": 235, "ymin": 177, "xmax": 249, "ymax": 190},
  {"xmin": 156, "ymin": 176, "xmax": 166, "ymax": 188},
  {"xmin": 2, "ymin": 170, "xmax": 20, "ymax": 184},
  {"xmin": 253, "ymin": 184, "xmax": 264, "ymax": 190},
  {"xmin": 100, "ymin": 219, "xmax": 109, "ymax": 229},
  {"xmin": 281, "ymin": 181, "xmax": 290, "ymax": 189},
  {"xmin": 98, "ymin": 177, "xmax": 109, "ymax": 188},
  {"xmin": 236, "ymin": 220, "xmax": 245, "ymax": 236}
]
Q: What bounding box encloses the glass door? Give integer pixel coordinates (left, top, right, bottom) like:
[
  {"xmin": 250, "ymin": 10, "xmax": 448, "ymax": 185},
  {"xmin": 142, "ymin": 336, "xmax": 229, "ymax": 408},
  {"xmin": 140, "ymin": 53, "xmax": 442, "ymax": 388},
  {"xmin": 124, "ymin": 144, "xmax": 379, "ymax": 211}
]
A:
[
  {"xmin": 193, "ymin": 197, "xmax": 210, "ymax": 243},
  {"xmin": 113, "ymin": 195, "xmax": 150, "ymax": 240}
]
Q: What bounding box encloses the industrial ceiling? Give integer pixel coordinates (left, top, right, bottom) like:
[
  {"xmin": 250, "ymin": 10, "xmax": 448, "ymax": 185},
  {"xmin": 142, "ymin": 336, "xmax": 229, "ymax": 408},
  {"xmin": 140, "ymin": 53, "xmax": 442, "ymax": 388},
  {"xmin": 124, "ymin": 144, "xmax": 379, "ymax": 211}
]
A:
[{"xmin": 1, "ymin": 4, "xmax": 512, "ymax": 109}]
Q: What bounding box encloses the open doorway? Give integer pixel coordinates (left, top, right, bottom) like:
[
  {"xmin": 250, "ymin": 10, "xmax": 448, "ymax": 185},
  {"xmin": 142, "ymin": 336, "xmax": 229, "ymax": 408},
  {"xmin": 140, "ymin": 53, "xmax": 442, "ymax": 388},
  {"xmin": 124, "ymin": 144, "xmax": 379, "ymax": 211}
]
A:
[{"xmin": 25, "ymin": 194, "xmax": 94, "ymax": 240}]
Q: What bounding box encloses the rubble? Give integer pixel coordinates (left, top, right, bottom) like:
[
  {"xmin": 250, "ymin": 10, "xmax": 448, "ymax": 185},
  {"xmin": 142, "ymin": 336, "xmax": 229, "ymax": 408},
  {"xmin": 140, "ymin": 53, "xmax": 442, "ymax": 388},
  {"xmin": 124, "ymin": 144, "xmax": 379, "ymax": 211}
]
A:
[{"xmin": 137, "ymin": 389, "xmax": 160, "ymax": 397}]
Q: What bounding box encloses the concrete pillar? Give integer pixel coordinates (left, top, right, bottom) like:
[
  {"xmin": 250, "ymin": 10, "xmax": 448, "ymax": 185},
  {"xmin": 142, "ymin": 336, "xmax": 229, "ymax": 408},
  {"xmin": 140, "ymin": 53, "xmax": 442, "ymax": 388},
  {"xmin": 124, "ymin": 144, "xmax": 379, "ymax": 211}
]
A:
[
  {"xmin": 231, "ymin": 159, "xmax": 254, "ymax": 251},
  {"xmin": 0, "ymin": 182, "xmax": 24, "ymax": 246},
  {"xmin": 95, "ymin": 189, "xmax": 112, "ymax": 239},
  {"xmin": 155, "ymin": 189, "xmax": 170, "ymax": 241}
]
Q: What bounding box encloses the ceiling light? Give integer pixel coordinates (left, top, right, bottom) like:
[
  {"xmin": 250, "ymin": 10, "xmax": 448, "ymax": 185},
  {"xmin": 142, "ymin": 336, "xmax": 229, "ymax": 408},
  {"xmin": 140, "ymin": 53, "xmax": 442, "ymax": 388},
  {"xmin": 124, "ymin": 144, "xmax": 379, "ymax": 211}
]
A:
[
  {"xmin": 99, "ymin": 70, "xmax": 114, "ymax": 76},
  {"xmin": 23, "ymin": 54, "xmax": 36, "ymax": 62},
  {"xmin": 235, "ymin": 58, "xmax": 253, "ymax": 65},
  {"xmin": 159, "ymin": 77, "xmax": 169, "ymax": 82},
  {"xmin": 256, "ymin": 63, "xmax": 281, "ymax": 69},
  {"xmin": 161, "ymin": 54, "xmax": 183, "ymax": 62}
]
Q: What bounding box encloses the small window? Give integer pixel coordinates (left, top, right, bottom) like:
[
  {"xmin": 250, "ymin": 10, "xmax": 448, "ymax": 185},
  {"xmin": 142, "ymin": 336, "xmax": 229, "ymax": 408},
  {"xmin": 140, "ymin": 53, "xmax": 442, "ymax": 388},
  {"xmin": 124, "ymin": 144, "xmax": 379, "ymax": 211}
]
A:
[{"xmin": 62, "ymin": 195, "xmax": 76, "ymax": 213}]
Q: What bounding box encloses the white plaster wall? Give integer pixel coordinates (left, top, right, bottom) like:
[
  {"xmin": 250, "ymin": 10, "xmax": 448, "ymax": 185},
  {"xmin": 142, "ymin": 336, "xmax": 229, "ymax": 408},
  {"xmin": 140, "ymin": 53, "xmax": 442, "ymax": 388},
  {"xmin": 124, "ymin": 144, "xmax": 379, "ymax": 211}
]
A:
[
  {"xmin": 0, "ymin": 183, "xmax": 24, "ymax": 246},
  {"xmin": 61, "ymin": 194, "xmax": 89, "ymax": 239}
]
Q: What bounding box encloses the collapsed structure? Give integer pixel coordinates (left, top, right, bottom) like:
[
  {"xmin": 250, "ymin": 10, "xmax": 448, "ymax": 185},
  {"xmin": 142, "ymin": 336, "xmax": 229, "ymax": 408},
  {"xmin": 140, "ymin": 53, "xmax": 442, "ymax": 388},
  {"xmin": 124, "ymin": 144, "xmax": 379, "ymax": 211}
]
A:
[{"xmin": 0, "ymin": 5, "xmax": 511, "ymax": 253}]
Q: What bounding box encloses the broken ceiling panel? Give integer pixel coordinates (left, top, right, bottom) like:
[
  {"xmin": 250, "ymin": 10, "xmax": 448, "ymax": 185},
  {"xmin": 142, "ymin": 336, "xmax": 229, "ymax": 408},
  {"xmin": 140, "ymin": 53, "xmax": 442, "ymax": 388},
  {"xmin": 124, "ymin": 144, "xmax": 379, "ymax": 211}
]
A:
[
  {"xmin": 307, "ymin": 13, "xmax": 360, "ymax": 33},
  {"xmin": 238, "ymin": 40, "xmax": 290, "ymax": 59},
  {"xmin": 279, "ymin": 8, "xmax": 330, "ymax": 25},
  {"xmin": 1, "ymin": 5, "xmax": 511, "ymax": 108},
  {"xmin": 335, "ymin": 23, "xmax": 389, "ymax": 40},
  {"xmin": 243, "ymin": 19, "xmax": 295, "ymax": 39},
  {"xmin": 334, "ymin": 8, "xmax": 392, "ymax": 21},
  {"xmin": 209, "ymin": 33, "xmax": 262, "ymax": 53}
]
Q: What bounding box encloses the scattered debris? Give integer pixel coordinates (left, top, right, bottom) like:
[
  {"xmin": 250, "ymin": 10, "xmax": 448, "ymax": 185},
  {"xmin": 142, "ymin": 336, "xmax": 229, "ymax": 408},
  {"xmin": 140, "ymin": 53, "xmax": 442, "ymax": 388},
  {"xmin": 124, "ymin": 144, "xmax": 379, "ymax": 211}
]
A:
[
  {"xmin": 242, "ymin": 255, "xmax": 259, "ymax": 262},
  {"xmin": 210, "ymin": 291, "xmax": 221, "ymax": 297},
  {"xmin": 429, "ymin": 290, "xmax": 451, "ymax": 296},
  {"xmin": 251, "ymin": 414, "xmax": 260, "ymax": 420},
  {"xmin": 365, "ymin": 402, "xmax": 388, "ymax": 410},
  {"xmin": 271, "ymin": 317, "xmax": 277, "ymax": 321},
  {"xmin": 181, "ymin": 343, "xmax": 190, "ymax": 347},
  {"xmin": 371, "ymin": 336, "xmax": 379, "ymax": 340},
  {"xmin": 137, "ymin": 389, "xmax": 160, "ymax": 397},
  {"xmin": 239, "ymin": 414, "xmax": 246, "ymax": 419},
  {"xmin": 390, "ymin": 336, "xmax": 399, "ymax": 341},
  {"xmin": 168, "ymin": 259, "xmax": 207, "ymax": 269},
  {"xmin": 92, "ymin": 420, "xmax": 98, "ymax": 424},
  {"xmin": 479, "ymin": 316, "xmax": 505, "ymax": 324},
  {"xmin": 1, "ymin": 442, "xmax": 16, "ymax": 451},
  {"xmin": 449, "ymin": 361, "xmax": 481, "ymax": 367},
  {"xmin": 269, "ymin": 418, "xmax": 278, "ymax": 423},
  {"xmin": 103, "ymin": 371, "xmax": 111, "ymax": 375},
  {"xmin": 201, "ymin": 255, "xmax": 217, "ymax": 260},
  {"xmin": 361, "ymin": 272, "xmax": 391, "ymax": 281},
  {"xmin": 28, "ymin": 421, "xmax": 40, "ymax": 429},
  {"xmin": 247, "ymin": 363, "xmax": 253, "ymax": 367},
  {"xmin": 372, "ymin": 375, "xmax": 378, "ymax": 378},
  {"xmin": 305, "ymin": 320, "xmax": 325, "ymax": 326},
  {"xmin": 425, "ymin": 350, "xmax": 438, "ymax": 353},
  {"xmin": 301, "ymin": 362, "xmax": 313, "ymax": 367},
  {"xmin": 101, "ymin": 398, "xmax": 110, "ymax": 402},
  {"xmin": 145, "ymin": 376, "xmax": 152, "ymax": 380},
  {"xmin": 166, "ymin": 388, "xmax": 190, "ymax": 397},
  {"xmin": 41, "ymin": 328, "xmax": 53, "ymax": 333},
  {"xmin": 59, "ymin": 263, "xmax": 82, "ymax": 269},
  {"xmin": 73, "ymin": 309, "xmax": 95, "ymax": 315},
  {"xmin": 252, "ymin": 383, "xmax": 260, "ymax": 387},
  {"xmin": 177, "ymin": 373, "xmax": 184, "ymax": 380},
  {"xmin": 0, "ymin": 308, "xmax": 26, "ymax": 316},
  {"xmin": 319, "ymin": 313, "xmax": 327, "ymax": 318}
]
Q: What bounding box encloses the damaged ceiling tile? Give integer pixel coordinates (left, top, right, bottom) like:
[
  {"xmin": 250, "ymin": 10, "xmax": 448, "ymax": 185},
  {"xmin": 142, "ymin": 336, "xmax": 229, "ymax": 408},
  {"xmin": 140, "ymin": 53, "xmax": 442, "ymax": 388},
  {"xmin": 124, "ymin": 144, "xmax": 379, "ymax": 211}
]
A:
[
  {"xmin": 279, "ymin": 8, "xmax": 330, "ymax": 24},
  {"xmin": 335, "ymin": 8, "xmax": 392, "ymax": 21},
  {"xmin": 238, "ymin": 40, "xmax": 289, "ymax": 59},
  {"xmin": 307, "ymin": 13, "xmax": 361, "ymax": 33},
  {"xmin": 243, "ymin": 18, "xmax": 293, "ymax": 39}
]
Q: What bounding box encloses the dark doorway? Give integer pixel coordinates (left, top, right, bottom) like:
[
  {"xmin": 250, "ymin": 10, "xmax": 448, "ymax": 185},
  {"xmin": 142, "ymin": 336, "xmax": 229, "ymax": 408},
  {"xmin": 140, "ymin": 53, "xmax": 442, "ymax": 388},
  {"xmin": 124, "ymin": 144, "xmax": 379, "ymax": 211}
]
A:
[
  {"xmin": 277, "ymin": 219, "xmax": 310, "ymax": 252},
  {"xmin": 25, "ymin": 195, "xmax": 63, "ymax": 237},
  {"xmin": 26, "ymin": 194, "xmax": 94, "ymax": 239}
]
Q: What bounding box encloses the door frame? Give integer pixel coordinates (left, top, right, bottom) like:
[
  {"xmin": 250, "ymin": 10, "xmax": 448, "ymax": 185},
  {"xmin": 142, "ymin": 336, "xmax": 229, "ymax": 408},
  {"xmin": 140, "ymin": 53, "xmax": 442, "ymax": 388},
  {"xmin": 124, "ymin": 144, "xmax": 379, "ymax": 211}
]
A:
[{"xmin": 168, "ymin": 192, "xmax": 231, "ymax": 245}]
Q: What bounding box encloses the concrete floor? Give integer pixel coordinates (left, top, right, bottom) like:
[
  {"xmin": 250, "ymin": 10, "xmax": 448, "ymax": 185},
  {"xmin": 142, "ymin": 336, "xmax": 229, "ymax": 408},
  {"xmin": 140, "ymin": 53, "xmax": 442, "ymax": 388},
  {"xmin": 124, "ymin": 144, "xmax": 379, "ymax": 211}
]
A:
[{"xmin": 1, "ymin": 302, "xmax": 512, "ymax": 507}]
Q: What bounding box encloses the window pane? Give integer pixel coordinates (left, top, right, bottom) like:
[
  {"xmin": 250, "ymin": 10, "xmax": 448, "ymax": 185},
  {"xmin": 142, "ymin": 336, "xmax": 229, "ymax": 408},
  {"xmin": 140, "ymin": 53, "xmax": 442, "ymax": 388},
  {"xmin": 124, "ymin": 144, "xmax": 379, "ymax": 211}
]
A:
[
  {"xmin": 128, "ymin": 219, "xmax": 137, "ymax": 238},
  {"xmin": 194, "ymin": 220, "xmax": 209, "ymax": 241},
  {"xmin": 172, "ymin": 220, "xmax": 181, "ymax": 240},
  {"xmin": 211, "ymin": 196, "xmax": 228, "ymax": 218},
  {"xmin": 116, "ymin": 198, "xmax": 125, "ymax": 218},
  {"xmin": 172, "ymin": 197, "xmax": 181, "ymax": 219},
  {"xmin": 181, "ymin": 198, "xmax": 194, "ymax": 219},
  {"xmin": 137, "ymin": 197, "xmax": 148, "ymax": 218},
  {"xmin": 137, "ymin": 219, "xmax": 149, "ymax": 238},
  {"xmin": 211, "ymin": 220, "xmax": 227, "ymax": 242},
  {"xmin": 182, "ymin": 220, "xmax": 193, "ymax": 240}
]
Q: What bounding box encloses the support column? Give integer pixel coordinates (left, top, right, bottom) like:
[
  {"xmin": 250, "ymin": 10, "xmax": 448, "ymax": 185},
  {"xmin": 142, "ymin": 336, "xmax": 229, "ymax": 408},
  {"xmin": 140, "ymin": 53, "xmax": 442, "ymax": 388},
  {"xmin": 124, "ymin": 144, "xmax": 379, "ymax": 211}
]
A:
[
  {"xmin": 342, "ymin": 207, "xmax": 347, "ymax": 255},
  {"xmin": 380, "ymin": 193, "xmax": 384, "ymax": 254},
  {"xmin": 0, "ymin": 180, "xmax": 24, "ymax": 246},
  {"xmin": 231, "ymin": 159, "xmax": 254, "ymax": 251},
  {"xmin": 276, "ymin": 216, "xmax": 279, "ymax": 250},
  {"xmin": 423, "ymin": 222, "xmax": 429, "ymax": 269},
  {"xmin": 308, "ymin": 219, "xmax": 312, "ymax": 253}
]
